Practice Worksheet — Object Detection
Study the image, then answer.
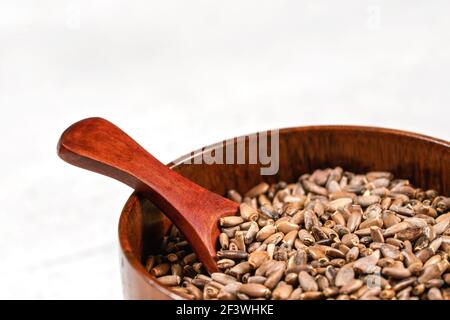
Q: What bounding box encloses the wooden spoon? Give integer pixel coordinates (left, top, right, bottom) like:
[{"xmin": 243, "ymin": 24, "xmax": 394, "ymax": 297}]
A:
[{"xmin": 57, "ymin": 117, "xmax": 239, "ymax": 273}]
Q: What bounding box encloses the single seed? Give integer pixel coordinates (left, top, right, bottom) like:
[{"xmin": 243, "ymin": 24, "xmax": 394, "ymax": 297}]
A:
[
  {"xmin": 191, "ymin": 276, "xmax": 209, "ymax": 288},
  {"xmin": 151, "ymin": 263, "xmax": 170, "ymax": 277},
  {"xmin": 427, "ymin": 287, "xmax": 443, "ymax": 300},
  {"xmin": 326, "ymin": 247, "xmax": 346, "ymax": 259},
  {"xmin": 264, "ymin": 267, "xmax": 285, "ymax": 290},
  {"xmin": 220, "ymin": 216, "xmax": 244, "ymax": 227},
  {"xmin": 353, "ymin": 250, "xmax": 380, "ymax": 274},
  {"xmin": 429, "ymin": 238, "xmax": 443, "ymax": 253},
  {"xmin": 402, "ymin": 249, "xmax": 421, "ymax": 267},
  {"xmin": 211, "ymin": 273, "xmax": 238, "ymax": 285},
  {"xmin": 377, "ymin": 257, "xmax": 396, "ymax": 268},
  {"xmin": 260, "ymin": 206, "xmax": 277, "ymax": 219},
  {"xmin": 288, "ymin": 288, "xmax": 303, "ymax": 300},
  {"xmin": 247, "ymin": 275, "xmax": 267, "ymax": 284},
  {"xmin": 183, "ymin": 253, "xmax": 197, "ymax": 265},
  {"xmin": 370, "ymin": 226, "xmax": 384, "ymax": 243},
  {"xmin": 359, "ymin": 287, "xmax": 382, "ymax": 300},
  {"xmin": 234, "ymin": 231, "xmax": 246, "ymax": 251},
  {"xmin": 277, "ymin": 221, "xmax": 300, "ymax": 234},
  {"xmin": 418, "ymin": 264, "xmax": 444, "ymax": 284},
  {"xmin": 217, "ymin": 289, "xmax": 235, "ymax": 300},
  {"xmin": 236, "ymin": 293, "xmax": 250, "ymax": 300},
  {"xmin": 328, "ymin": 198, "xmax": 353, "ymax": 212},
  {"xmin": 248, "ymin": 251, "xmax": 270, "ymax": 269},
  {"xmin": 408, "ymin": 262, "xmax": 423, "ymax": 275},
  {"xmin": 380, "ymin": 288, "xmax": 396, "ymax": 300},
  {"xmin": 185, "ymin": 283, "xmax": 203, "ymax": 300},
  {"xmin": 157, "ymin": 275, "xmax": 181, "ymax": 286},
  {"xmin": 342, "ymin": 233, "xmax": 359, "ymax": 248},
  {"xmin": 222, "ymin": 226, "xmax": 240, "ymax": 238},
  {"xmin": 323, "ymin": 286, "xmax": 340, "ymax": 298},
  {"xmin": 416, "ymin": 248, "xmax": 434, "ymax": 263},
  {"xmin": 229, "ymin": 262, "xmax": 251, "ymax": 277},
  {"xmin": 423, "ymin": 255, "xmax": 441, "ymax": 268},
  {"xmin": 334, "ymin": 224, "xmax": 351, "ymax": 238},
  {"xmin": 244, "ymin": 222, "xmax": 259, "ymax": 244},
  {"xmin": 367, "ymin": 171, "xmax": 393, "ymax": 181},
  {"xmin": 392, "ymin": 277, "xmax": 416, "ymax": 292},
  {"xmin": 283, "ymin": 230, "xmax": 298, "ymax": 248},
  {"xmin": 227, "ymin": 189, "xmax": 242, "ymax": 203},
  {"xmin": 359, "ymin": 217, "xmax": 383, "ymax": 230},
  {"xmin": 272, "ymin": 282, "xmax": 293, "ymax": 300},
  {"xmin": 219, "ymin": 233, "xmax": 229, "ymax": 249},
  {"xmin": 302, "ymin": 180, "xmax": 328, "ymax": 196},
  {"xmin": 171, "ymin": 263, "xmax": 183, "ymax": 277},
  {"xmin": 298, "ymin": 271, "xmax": 319, "ymax": 292},
  {"xmin": 256, "ymin": 225, "xmax": 277, "ymax": 241},
  {"xmin": 285, "ymin": 272, "xmax": 298, "ymax": 286},
  {"xmin": 346, "ymin": 246, "xmax": 360, "ymax": 262},
  {"xmin": 433, "ymin": 217, "xmax": 450, "ymax": 235},
  {"xmin": 263, "ymin": 232, "xmax": 284, "ymax": 245},
  {"xmin": 380, "ymin": 244, "xmax": 401, "ymax": 260},
  {"xmin": 304, "ymin": 210, "xmax": 320, "ymax": 231},
  {"xmin": 382, "ymin": 267, "xmax": 411, "ymax": 279},
  {"xmin": 385, "ymin": 238, "xmax": 403, "ymax": 248},
  {"xmin": 357, "ymin": 195, "xmax": 381, "ymax": 207},
  {"xmin": 228, "ymin": 242, "xmax": 239, "ymax": 251},
  {"xmin": 335, "ymin": 265, "xmax": 355, "ymax": 287},
  {"xmin": 247, "ymin": 241, "xmax": 261, "ymax": 253},
  {"xmin": 258, "ymin": 194, "xmax": 272, "ymax": 207},
  {"xmin": 216, "ymin": 250, "xmax": 248, "ymax": 260},
  {"xmin": 425, "ymin": 279, "xmax": 444, "ymax": 289},
  {"xmin": 298, "ymin": 229, "xmax": 315, "ymax": 246},
  {"xmin": 308, "ymin": 245, "xmax": 326, "ymax": 260},
  {"xmin": 245, "ymin": 182, "xmax": 270, "ymax": 198},
  {"xmin": 331, "ymin": 211, "xmax": 347, "ymax": 226},
  {"xmin": 217, "ymin": 259, "xmax": 235, "ymax": 269},
  {"xmin": 239, "ymin": 203, "xmax": 259, "ymax": 221},
  {"xmin": 396, "ymin": 287, "xmax": 412, "ymax": 300},
  {"xmin": 340, "ymin": 279, "xmax": 363, "ymax": 295},
  {"xmin": 347, "ymin": 211, "xmax": 362, "ymax": 232},
  {"xmin": 299, "ymin": 291, "xmax": 324, "ymax": 300},
  {"xmin": 444, "ymin": 273, "xmax": 450, "ymax": 285}
]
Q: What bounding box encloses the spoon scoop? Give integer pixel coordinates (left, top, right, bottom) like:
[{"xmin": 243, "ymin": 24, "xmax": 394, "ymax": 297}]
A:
[{"xmin": 57, "ymin": 117, "xmax": 239, "ymax": 273}]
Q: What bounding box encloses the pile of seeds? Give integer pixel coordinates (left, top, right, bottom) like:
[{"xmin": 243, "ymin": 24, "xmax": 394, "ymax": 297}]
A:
[{"xmin": 145, "ymin": 168, "xmax": 450, "ymax": 300}]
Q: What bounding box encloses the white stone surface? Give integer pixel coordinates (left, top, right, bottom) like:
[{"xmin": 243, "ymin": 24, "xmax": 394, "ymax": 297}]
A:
[{"xmin": 0, "ymin": 1, "xmax": 449, "ymax": 299}]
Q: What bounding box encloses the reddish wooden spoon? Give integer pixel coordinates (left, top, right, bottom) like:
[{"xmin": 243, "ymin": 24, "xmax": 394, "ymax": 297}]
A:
[{"xmin": 57, "ymin": 117, "xmax": 239, "ymax": 273}]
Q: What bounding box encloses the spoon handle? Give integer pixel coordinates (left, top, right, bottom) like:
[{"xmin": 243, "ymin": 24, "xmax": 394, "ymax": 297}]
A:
[{"xmin": 57, "ymin": 117, "xmax": 237, "ymax": 272}]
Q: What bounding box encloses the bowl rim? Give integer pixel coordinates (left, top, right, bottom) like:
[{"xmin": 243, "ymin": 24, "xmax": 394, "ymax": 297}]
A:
[
  {"xmin": 118, "ymin": 124, "xmax": 449, "ymax": 299},
  {"xmin": 168, "ymin": 124, "xmax": 449, "ymax": 167}
]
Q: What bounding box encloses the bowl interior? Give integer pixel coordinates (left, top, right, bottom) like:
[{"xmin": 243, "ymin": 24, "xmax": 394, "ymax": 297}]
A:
[{"xmin": 119, "ymin": 125, "xmax": 449, "ymax": 298}]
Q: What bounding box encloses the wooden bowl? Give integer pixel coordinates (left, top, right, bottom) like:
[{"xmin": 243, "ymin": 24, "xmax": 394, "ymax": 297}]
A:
[{"xmin": 118, "ymin": 125, "xmax": 449, "ymax": 299}]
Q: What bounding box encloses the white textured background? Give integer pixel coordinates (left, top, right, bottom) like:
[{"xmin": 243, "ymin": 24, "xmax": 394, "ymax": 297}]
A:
[{"xmin": 0, "ymin": 1, "xmax": 449, "ymax": 299}]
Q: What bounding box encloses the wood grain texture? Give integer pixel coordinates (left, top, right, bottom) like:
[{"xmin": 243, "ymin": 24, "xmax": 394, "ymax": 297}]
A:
[
  {"xmin": 57, "ymin": 117, "xmax": 239, "ymax": 274},
  {"xmin": 118, "ymin": 125, "xmax": 449, "ymax": 299}
]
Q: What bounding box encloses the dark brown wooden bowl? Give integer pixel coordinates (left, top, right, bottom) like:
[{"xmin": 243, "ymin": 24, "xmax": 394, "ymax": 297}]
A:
[{"xmin": 118, "ymin": 125, "xmax": 449, "ymax": 299}]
